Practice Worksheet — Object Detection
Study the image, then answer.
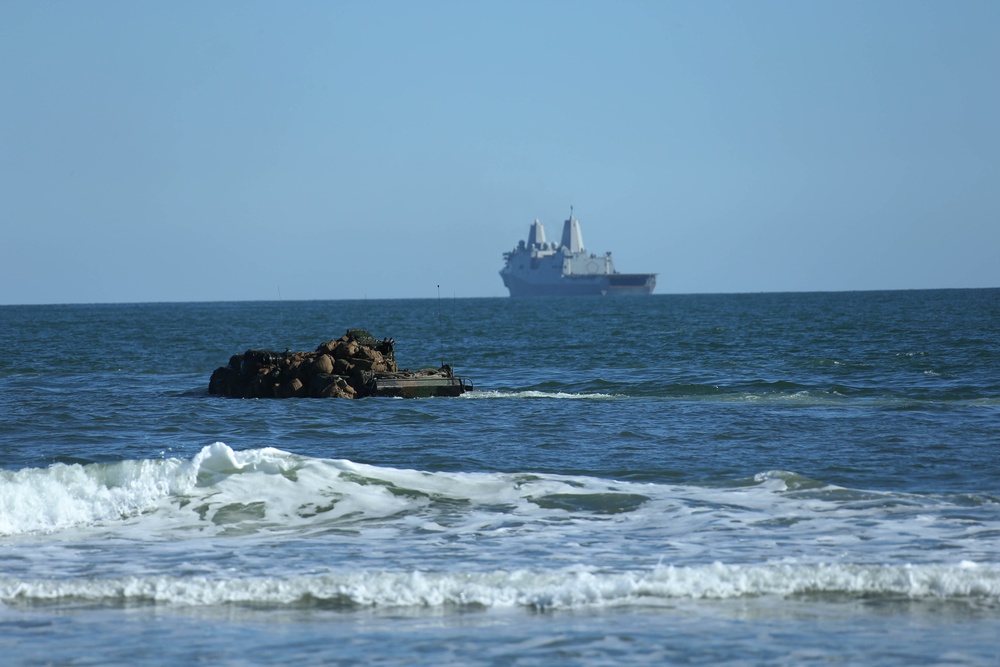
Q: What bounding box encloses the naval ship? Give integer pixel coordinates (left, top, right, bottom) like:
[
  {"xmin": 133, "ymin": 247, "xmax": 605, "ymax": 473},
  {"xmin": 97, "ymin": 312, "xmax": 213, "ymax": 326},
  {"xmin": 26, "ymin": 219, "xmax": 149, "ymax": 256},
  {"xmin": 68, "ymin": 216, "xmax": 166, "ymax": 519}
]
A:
[{"xmin": 500, "ymin": 209, "xmax": 657, "ymax": 297}]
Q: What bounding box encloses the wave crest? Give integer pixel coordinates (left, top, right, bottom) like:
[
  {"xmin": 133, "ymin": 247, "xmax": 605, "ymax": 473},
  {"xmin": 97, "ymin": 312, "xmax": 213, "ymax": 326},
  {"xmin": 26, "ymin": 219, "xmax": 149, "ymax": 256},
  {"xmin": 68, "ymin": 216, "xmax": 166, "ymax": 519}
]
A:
[{"xmin": 3, "ymin": 563, "xmax": 997, "ymax": 609}]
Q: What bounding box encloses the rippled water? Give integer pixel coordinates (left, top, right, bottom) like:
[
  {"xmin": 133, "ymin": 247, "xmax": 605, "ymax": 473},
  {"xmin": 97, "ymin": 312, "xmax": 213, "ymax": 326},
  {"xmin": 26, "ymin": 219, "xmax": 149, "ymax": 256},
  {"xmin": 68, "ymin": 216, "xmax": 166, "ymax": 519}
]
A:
[{"xmin": 1, "ymin": 290, "xmax": 999, "ymax": 665}]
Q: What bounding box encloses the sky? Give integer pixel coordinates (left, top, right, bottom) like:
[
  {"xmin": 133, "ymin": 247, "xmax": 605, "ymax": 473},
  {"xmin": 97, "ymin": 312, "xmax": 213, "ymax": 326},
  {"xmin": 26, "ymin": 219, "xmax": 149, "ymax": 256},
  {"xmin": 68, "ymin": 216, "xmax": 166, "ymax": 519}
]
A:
[{"xmin": 2, "ymin": 0, "xmax": 998, "ymax": 304}]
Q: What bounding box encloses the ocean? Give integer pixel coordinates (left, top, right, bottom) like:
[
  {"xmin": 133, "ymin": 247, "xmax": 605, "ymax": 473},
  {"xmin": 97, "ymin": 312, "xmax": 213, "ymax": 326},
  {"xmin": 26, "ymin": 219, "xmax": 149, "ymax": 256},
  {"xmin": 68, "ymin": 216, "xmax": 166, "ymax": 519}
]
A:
[{"xmin": 1, "ymin": 290, "xmax": 998, "ymax": 665}]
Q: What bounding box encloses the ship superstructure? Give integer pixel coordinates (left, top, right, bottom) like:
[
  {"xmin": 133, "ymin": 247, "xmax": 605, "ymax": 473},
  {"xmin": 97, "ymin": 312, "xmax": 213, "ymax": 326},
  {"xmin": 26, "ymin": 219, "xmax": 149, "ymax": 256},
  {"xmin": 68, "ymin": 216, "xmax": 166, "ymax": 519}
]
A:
[{"xmin": 500, "ymin": 209, "xmax": 656, "ymax": 297}]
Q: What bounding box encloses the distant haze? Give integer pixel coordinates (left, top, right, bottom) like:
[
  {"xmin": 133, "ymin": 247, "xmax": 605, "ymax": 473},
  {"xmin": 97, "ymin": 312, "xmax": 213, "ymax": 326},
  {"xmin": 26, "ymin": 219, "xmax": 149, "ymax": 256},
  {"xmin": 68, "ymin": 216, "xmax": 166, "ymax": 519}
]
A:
[{"xmin": 2, "ymin": 1, "xmax": 998, "ymax": 304}]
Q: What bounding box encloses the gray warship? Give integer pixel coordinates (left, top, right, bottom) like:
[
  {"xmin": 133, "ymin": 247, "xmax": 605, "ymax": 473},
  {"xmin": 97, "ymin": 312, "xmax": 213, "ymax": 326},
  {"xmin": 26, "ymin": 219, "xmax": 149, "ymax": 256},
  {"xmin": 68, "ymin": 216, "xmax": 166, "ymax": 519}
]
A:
[{"xmin": 500, "ymin": 209, "xmax": 657, "ymax": 297}]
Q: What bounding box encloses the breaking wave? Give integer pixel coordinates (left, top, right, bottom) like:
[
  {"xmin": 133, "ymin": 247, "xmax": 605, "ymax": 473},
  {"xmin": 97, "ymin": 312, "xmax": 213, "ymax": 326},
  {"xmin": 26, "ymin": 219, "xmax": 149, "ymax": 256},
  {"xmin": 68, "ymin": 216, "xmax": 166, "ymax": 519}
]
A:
[
  {"xmin": 3, "ymin": 443, "xmax": 999, "ymax": 612},
  {"xmin": 3, "ymin": 562, "xmax": 998, "ymax": 610}
]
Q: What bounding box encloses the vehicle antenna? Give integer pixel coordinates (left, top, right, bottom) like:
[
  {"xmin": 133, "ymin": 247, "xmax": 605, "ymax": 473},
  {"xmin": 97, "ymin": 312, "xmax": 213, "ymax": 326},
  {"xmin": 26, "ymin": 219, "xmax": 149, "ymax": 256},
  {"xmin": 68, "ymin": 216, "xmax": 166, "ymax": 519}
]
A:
[
  {"xmin": 277, "ymin": 285, "xmax": 283, "ymax": 343},
  {"xmin": 437, "ymin": 284, "xmax": 443, "ymax": 367}
]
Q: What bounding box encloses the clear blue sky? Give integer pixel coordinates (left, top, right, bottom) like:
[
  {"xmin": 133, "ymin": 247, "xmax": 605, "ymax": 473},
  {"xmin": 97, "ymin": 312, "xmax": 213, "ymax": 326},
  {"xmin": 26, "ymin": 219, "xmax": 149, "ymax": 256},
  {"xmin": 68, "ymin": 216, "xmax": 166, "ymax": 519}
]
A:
[{"xmin": 2, "ymin": 1, "xmax": 998, "ymax": 304}]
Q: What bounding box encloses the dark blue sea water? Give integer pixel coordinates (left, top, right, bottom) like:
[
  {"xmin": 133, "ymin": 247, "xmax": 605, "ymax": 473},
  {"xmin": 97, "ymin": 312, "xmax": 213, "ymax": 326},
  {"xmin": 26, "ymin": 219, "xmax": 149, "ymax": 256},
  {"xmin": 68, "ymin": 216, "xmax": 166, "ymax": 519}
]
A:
[{"xmin": 2, "ymin": 290, "xmax": 999, "ymax": 665}]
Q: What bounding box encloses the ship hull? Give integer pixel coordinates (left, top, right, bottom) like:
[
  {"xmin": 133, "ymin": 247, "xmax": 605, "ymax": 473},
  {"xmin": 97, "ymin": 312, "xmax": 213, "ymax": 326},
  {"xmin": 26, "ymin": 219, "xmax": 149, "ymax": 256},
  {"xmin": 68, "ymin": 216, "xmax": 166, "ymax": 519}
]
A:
[{"xmin": 501, "ymin": 272, "xmax": 656, "ymax": 297}]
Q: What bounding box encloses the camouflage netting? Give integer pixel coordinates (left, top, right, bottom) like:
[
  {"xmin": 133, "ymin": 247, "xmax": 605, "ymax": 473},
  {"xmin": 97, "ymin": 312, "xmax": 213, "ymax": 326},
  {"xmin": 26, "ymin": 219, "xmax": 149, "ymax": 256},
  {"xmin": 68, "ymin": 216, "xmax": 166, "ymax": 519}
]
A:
[{"xmin": 208, "ymin": 329, "xmax": 397, "ymax": 399}]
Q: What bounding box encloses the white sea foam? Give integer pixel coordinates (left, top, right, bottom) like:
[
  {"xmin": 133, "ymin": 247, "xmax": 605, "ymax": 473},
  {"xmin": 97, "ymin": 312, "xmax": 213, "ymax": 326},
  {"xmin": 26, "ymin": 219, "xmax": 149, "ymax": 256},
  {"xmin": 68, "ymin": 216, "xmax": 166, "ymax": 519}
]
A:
[
  {"xmin": 463, "ymin": 390, "xmax": 619, "ymax": 400},
  {"xmin": 3, "ymin": 444, "xmax": 999, "ymax": 586},
  {"xmin": 2, "ymin": 562, "xmax": 998, "ymax": 609},
  {"xmin": 0, "ymin": 456, "xmax": 191, "ymax": 535}
]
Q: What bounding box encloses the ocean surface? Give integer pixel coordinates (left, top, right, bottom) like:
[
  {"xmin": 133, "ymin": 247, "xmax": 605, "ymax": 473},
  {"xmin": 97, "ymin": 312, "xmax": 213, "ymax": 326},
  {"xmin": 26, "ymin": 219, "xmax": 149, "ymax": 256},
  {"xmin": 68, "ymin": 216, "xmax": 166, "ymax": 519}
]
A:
[{"xmin": 1, "ymin": 290, "xmax": 999, "ymax": 665}]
